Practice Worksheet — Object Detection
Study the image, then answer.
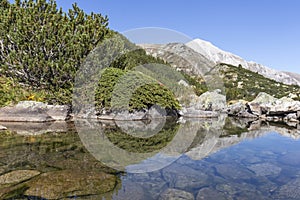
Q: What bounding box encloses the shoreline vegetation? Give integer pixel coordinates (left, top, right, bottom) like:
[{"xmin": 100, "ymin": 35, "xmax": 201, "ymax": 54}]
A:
[{"xmin": 1, "ymin": 0, "xmax": 300, "ymax": 128}]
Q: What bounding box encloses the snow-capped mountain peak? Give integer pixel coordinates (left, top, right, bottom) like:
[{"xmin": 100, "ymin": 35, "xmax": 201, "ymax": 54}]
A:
[{"xmin": 186, "ymin": 38, "xmax": 300, "ymax": 86}]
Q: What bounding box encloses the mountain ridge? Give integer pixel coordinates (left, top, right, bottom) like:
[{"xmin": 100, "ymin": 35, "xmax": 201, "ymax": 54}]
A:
[
  {"xmin": 186, "ymin": 38, "xmax": 300, "ymax": 86},
  {"xmin": 138, "ymin": 42, "xmax": 300, "ymax": 101}
]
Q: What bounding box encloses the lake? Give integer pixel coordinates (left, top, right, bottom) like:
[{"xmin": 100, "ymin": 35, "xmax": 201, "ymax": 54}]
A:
[{"xmin": 0, "ymin": 116, "xmax": 300, "ymax": 199}]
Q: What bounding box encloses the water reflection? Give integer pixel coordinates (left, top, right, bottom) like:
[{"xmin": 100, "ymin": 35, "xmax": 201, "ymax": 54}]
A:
[{"xmin": 0, "ymin": 117, "xmax": 299, "ymax": 199}]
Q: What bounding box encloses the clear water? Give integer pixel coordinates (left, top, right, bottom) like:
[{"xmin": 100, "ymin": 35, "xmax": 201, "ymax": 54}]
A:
[{"xmin": 0, "ymin": 117, "xmax": 300, "ymax": 199}]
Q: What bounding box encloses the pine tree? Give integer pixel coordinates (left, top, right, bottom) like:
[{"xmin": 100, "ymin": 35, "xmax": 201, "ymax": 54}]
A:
[{"xmin": 0, "ymin": 0, "xmax": 109, "ymax": 95}]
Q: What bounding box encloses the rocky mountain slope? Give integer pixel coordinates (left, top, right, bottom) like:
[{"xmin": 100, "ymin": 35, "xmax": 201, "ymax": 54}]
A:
[
  {"xmin": 139, "ymin": 43, "xmax": 300, "ymax": 102},
  {"xmin": 186, "ymin": 38, "xmax": 300, "ymax": 86}
]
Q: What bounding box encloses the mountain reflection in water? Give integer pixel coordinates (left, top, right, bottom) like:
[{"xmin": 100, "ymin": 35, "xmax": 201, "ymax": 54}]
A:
[{"xmin": 0, "ymin": 116, "xmax": 300, "ymax": 199}]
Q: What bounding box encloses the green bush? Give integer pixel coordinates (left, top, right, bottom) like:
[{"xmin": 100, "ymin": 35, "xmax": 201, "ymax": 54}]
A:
[
  {"xmin": 95, "ymin": 68, "xmax": 180, "ymax": 112},
  {"xmin": 0, "ymin": 0, "xmax": 110, "ymax": 104}
]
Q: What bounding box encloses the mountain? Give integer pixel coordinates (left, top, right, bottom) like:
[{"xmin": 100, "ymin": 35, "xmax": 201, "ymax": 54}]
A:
[
  {"xmin": 186, "ymin": 38, "xmax": 300, "ymax": 86},
  {"xmin": 138, "ymin": 42, "xmax": 300, "ymax": 101}
]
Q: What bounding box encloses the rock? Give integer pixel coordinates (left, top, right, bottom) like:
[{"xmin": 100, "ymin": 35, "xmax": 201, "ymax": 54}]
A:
[
  {"xmin": 248, "ymin": 102, "xmax": 263, "ymax": 116},
  {"xmin": 0, "ymin": 121, "xmax": 68, "ymax": 135},
  {"xmin": 162, "ymin": 165, "xmax": 209, "ymax": 191},
  {"xmin": 46, "ymin": 104, "xmax": 70, "ymax": 121},
  {"xmin": 0, "ymin": 170, "xmax": 40, "ymax": 185},
  {"xmin": 215, "ymin": 164, "xmax": 254, "ymax": 180},
  {"xmin": 73, "ymin": 104, "xmax": 99, "ymax": 119},
  {"xmin": 190, "ymin": 90, "xmax": 227, "ymax": 112},
  {"xmin": 196, "ymin": 187, "xmax": 228, "ymax": 200},
  {"xmin": 227, "ymin": 102, "xmax": 258, "ymax": 118},
  {"xmin": 112, "ymin": 110, "xmax": 147, "ymax": 121},
  {"xmin": 0, "ymin": 101, "xmax": 70, "ymax": 122},
  {"xmin": 248, "ymin": 92, "xmax": 276, "ymax": 115},
  {"xmin": 0, "ymin": 104, "xmax": 53, "ymax": 122},
  {"xmin": 274, "ymin": 178, "xmax": 300, "ymax": 199},
  {"xmin": 251, "ymin": 92, "xmax": 277, "ymax": 104},
  {"xmin": 247, "ymin": 163, "xmax": 281, "ymax": 176},
  {"xmin": 269, "ymin": 101, "xmax": 300, "ymax": 116},
  {"xmin": 159, "ymin": 188, "xmax": 194, "ymax": 200},
  {"xmin": 25, "ymin": 170, "xmax": 117, "ymax": 199},
  {"xmin": 181, "ymin": 108, "xmax": 219, "ymax": 118},
  {"xmin": 0, "ymin": 125, "xmax": 7, "ymax": 130},
  {"xmin": 227, "ymin": 102, "xmax": 247, "ymax": 116},
  {"xmin": 284, "ymin": 113, "xmax": 298, "ymax": 122},
  {"xmin": 112, "ymin": 181, "xmax": 149, "ymax": 200},
  {"xmin": 144, "ymin": 105, "xmax": 168, "ymax": 119},
  {"xmin": 98, "ymin": 105, "xmax": 175, "ymax": 121},
  {"xmin": 237, "ymin": 111, "xmax": 258, "ymax": 118},
  {"xmin": 247, "ymin": 93, "xmax": 300, "ymax": 121}
]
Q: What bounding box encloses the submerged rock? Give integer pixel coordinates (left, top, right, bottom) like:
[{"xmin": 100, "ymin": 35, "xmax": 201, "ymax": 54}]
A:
[
  {"xmin": 0, "ymin": 170, "xmax": 40, "ymax": 185},
  {"xmin": 197, "ymin": 187, "xmax": 228, "ymax": 200},
  {"xmin": 274, "ymin": 178, "xmax": 300, "ymax": 199},
  {"xmin": 247, "ymin": 163, "xmax": 281, "ymax": 177},
  {"xmin": 159, "ymin": 188, "xmax": 194, "ymax": 200},
  {"xmin": 25, "ymin": 170, "xmax": 117, "ymax": 199}
]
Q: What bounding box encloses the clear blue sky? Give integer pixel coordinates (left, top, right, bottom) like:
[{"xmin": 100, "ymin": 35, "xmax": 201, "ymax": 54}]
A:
[{"xmin": 15, "ymin": 0, "xmax": 300, "ymax": 73}]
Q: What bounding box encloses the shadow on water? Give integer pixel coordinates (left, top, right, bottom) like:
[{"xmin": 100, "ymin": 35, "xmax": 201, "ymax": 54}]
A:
[{"xmin": 0, "ymin": 116, "xmax": 300, "ymax": 199}]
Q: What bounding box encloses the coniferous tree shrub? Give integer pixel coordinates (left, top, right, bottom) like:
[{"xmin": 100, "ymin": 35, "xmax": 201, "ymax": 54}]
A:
[{"xmin": 0, "ymin": 0, "xmax": 110, "ymax": 104}]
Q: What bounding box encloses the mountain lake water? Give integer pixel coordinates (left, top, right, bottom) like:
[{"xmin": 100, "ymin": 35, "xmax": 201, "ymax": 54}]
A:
[{"xmin": 0, "ymin": 116, "xmax": 300, "ymax": 199}]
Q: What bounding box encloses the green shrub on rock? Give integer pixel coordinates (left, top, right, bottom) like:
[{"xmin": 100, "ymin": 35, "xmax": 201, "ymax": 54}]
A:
[{"xmin": 95, "ymin": 68, "xmax": 180, "ymax": 112}]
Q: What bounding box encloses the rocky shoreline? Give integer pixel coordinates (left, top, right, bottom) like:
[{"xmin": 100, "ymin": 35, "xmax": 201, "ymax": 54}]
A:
[{"xmin": 0, "ymin": 92, "xmax": 300, "ymax": 130}]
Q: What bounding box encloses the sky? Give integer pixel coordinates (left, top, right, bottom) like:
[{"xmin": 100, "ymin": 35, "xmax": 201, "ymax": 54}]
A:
[{"xmin": 19, "ymin": 0, "xmax": 300, "ymax": 73}]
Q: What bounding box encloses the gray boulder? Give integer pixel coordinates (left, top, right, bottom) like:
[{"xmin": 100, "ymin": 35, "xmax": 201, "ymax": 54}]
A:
[
  {"xmin": 98, "ymin": 106, "xmax": 168, "ymax": 121},
  {"xmin": 179, "ymin": 90, "xmax": 226, "ymax": 118},
  {"xmin": 180, "ymin": 108, "xmax": 219, "ymax": 118},
  {"xmin": 190, "ymin": 90, "xmax": 227, "ymax": 112},
  {"xmin": 0, "ymin": 121, "xmax": 68, "ymax": 135},
  {"xmin": 227, "ymin": 101, "xmax": 258, "ymax": 118},
  {"xmin": 0, "ymin": 101, "xmax": 70, "ymax": 122},
  {"xmin": 0, "ymin": 125, "xmax": 7, "ymax": 130},
  {"xmin": 247, "ymin": 93, "xmax": 300, "ymax": 122}
]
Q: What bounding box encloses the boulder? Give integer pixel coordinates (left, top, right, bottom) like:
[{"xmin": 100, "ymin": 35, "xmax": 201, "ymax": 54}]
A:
[
  {"xmin": 227, "ymin": 102, "xmax": 258, "ymax": 118},
  {"xmin": 0, "ymin": 125, "xmax": 7, "ymax": 130},
  {"xmin": 0, "ymin": 105, "xmax": 53, "ymax": 122},
  {"xmin": 227, "ymin": 102, "xmax": 247, "ymax": 116},
  {"xmin": 247, "ymin": 93, "xmax": 300, "ymax": 122},
  {"xmin": 99, "ymin": 106, "xmax": 169, "ymax": 121},
  {"xmin": 251, "ymin": 92, "xmax": 277, "ymax": 104},
  {"xmin": 0, "ymin": 101, "xmax": 70, "ymax": 122},
  {"xmin": 0, "ymin": 121, "xmax": 68, "ymax": 135},
  {"xmin": 180, "ymin": 107, "xmax": 219, "ymax": 118},
  {"xmin": 284, "ymin": 113, "xmax": 298, "ymax": 122},
  {"xmin": 188, "ymin": 90, "xmax": 227, "ymax": 112},
  {"xmin": 269, "ymin": 98, "xmax": 300, "ymax": 115},
  {"xmin": 45, "ymin": 104, "xmax": 70, "ymax": 121}
]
